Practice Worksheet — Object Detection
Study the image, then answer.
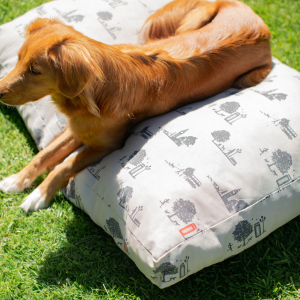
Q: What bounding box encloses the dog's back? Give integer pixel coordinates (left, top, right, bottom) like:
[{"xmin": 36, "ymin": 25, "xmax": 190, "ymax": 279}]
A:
[{"xmin": 137, "ymin": 0, "xmax": 272, "ymax": 101}]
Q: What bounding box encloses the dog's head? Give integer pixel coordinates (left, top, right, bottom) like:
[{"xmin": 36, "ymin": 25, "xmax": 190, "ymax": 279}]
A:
[{"xmin": 0, "ymin": 18, "xmax": 104, "ymax": 116}]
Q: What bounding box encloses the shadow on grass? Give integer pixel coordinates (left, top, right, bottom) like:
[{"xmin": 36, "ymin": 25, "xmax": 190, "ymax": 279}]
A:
[
  {"xmin": 0, "ymin": 104, "xmax": 38, "ymax": 154},
  {"xmin": 36, "ymin": 198, "xmax": 300, "ymax": 299}
]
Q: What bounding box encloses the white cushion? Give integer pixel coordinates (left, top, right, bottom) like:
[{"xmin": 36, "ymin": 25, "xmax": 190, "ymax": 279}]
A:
[{"xmin": 1, "ymin": 0, "xmax": 300, "ymax": 289}]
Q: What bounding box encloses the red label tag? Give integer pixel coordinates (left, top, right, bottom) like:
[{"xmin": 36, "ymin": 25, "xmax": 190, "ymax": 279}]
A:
[
  {"xmin": 124, "ymin": 242, "xmax": 128, "ymax": 253},
  {"xmin": 179, "ymin": 223, "xmax": 197, "ymax": 236}
]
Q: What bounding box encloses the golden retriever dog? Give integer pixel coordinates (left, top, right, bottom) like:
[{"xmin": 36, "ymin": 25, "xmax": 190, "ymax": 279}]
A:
[{"xmin": 0, "ymin": 0, "xmax": 272, "ymax": 212}]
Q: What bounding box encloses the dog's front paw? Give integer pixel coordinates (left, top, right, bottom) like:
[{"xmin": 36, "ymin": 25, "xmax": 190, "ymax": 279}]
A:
[
  {"xmin": 20, "ymin": 188, "xmax": 47, "ymax": 213},
  {"xmin": 0, "ymin": 175, "xmax": 25, "ymax": 193}
]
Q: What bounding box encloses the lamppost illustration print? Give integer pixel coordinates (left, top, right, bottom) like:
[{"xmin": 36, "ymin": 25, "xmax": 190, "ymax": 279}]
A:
[{"xmin": 165, "ymin": 160, "xmax": 201, "ymax": 189}]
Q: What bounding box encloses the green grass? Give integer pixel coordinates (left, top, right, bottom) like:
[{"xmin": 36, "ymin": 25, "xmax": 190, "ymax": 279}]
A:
[{"xmin": 0, "ymin": 0, "xmax": 300, "ymax": 299}]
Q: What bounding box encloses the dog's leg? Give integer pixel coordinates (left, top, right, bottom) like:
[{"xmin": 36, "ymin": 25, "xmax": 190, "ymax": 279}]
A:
[
  {"xmin": 232, "ymin": 63, "xmax": 273, "ymax": 89},
  {"xmin": 0, "ymin": 127, "xmax": 82, "ymax": 194},
  {"xmin": 20, "ymin": 146, "xmax": 109, "ymax": 212}
]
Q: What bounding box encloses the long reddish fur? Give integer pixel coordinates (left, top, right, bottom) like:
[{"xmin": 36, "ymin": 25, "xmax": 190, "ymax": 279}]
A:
[{"xmin": 0, "ymin": 0, "xmax": 272, "ymax": 211}]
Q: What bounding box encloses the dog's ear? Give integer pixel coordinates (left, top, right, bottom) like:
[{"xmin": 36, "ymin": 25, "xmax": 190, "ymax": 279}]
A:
[
  {"xmin": 47, "ymin": 39, "xmax": 104, "ymax": 117},
  {"xmin": 26, "ymin": 18, "xmax": 60, "ymax": 37}
]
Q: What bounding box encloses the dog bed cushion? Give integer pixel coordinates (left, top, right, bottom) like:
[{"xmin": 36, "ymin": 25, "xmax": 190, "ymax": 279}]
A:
[{"xmin": 1, "ymin": 0, "xmax": 300, "ymax": 289}]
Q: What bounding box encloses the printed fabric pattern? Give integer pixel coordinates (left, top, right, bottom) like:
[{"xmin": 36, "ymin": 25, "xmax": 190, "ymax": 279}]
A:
[{"xmin": 0, "ymin": 0, "xmax": 300, "ymax": 289}]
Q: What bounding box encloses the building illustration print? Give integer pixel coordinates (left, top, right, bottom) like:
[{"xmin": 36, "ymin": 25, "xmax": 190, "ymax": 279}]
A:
[
  {"xmin": 163, "ymin": 129, "xmax": 197, "ymax": 147},
  {"xmin": 208, "ymin": 176, "xmax": 248, "ymax": 213},
  {"xmin": 211, "ymin": 130, "xmax": 242, "ymax": 166}
]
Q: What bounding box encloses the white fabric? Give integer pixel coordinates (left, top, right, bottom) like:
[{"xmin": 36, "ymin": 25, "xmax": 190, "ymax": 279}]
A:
[{"xmin": 1, "ymin": 0, "xmax": 300, "ymax": 289}]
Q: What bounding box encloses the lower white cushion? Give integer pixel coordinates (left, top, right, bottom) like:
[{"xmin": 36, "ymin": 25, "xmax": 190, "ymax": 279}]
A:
[{"xmin": 1, "ymin": 0, "xmax": 300, "ymax": 289}]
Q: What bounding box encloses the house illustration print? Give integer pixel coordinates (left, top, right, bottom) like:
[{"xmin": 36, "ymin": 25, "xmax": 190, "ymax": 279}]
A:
[
  {"xmin": 97, "ymin": 11, "xmax": 121, "ymax": 40},
  {"xmin": 208, "ymin": 176, "xmax": 248, "ymax": 213},
  {"xmin": 261, "ymin": 148, "xmax": 293, "ymax": 187},
  {"xmin": 252, "ymin": 89, "xmax": 287, "ymax": 101},
  {"xmin": 165, "ymin": 160, "xmax": 201, "ymax": 188},
  {"xmin": 211, "ymin": 130, "xmax": 242, "ymax": 166},
  {"xmin": 122, "ymin": 150, "xmax": 151, "ymax": 179},
  {"xmin": 163, "ymin": 129, "xmax": 197, "ymax": 147},
  {"xmin": 117, "ymin": 186, "xmax": 143, "ymax": 227},
  {"xmin": 212, "ymin": 101, "xmax": 246, "ymax": 125}
]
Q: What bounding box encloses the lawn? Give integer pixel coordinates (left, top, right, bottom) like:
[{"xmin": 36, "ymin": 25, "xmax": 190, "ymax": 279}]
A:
[{"xmin": 0, "ymin": 0, "xmax": 300, "ymax": 299}]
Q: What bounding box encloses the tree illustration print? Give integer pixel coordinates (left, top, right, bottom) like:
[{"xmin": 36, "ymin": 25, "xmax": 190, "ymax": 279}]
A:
[
  {"xmin": 106, "ymin": 218, "xmax": 123, "ymax": 240},
  {"xmin": 168, "ymin": 199, "xmax": 196, "ymax": 225},
  {"xmin": 232, "ymin": 220, "xmax": 253, "ymax": 246},
  {"xmin": 180, "ymin": 136, "xmax": 197, "ymax": 147},
  {"xmin": 268, "ymin": 149, "xmax": 292, "ymax": 175},
  {"xmin": 211, "ymin": 130, "xmax": 230, "ymax": 143},
  {"xmin": 279, "ymin": 118, "xmax": 290, "ymax": 127},
  {"xmin": 118, "ymin": 186, "xmax": 133, "ymax": 210},
  {"xmin": 33, "ymin": 128, "xmax": 44, "ymax": 146},
  {"xmin": 153, "ymin": 262, "xmax": 179, "ymax": 282},
  {"xmin": 216, "ymin": 101, "xmax": 240, "ymax": 114},
  {"xmin": 127, "ymin": 149, "xmax": 146, "ymax": 166}
]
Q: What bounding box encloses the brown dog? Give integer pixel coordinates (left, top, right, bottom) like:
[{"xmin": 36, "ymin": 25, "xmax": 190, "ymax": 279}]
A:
[{"xmin": 0, "ymin": 0, "xmax": 272, "ymax": 212}]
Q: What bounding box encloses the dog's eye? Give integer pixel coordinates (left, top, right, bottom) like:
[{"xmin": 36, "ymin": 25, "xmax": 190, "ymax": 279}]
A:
[{"xmin": 28, "ymin": 67, "xmax": 41, "ymax": 75}]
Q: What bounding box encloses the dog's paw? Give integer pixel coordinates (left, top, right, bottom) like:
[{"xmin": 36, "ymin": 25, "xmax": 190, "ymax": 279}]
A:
[
  {"xmin": 20, "ymin": 188, "xmax": 47, "ymax": 213},
  {"xmin": 0, "ymin": 175, "xmax": 24, "ymax": 193}
]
